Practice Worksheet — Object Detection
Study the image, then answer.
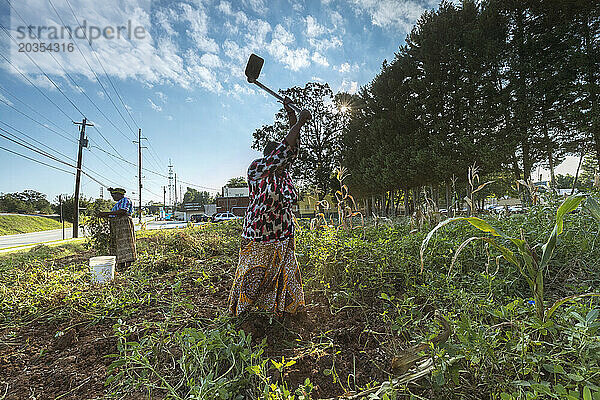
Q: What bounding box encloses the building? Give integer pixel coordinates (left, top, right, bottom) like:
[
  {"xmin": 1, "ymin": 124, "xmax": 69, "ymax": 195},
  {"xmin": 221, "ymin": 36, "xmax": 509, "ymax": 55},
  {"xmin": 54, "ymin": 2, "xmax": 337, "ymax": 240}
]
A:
[
  {"xmin": 216, "ymin": 196, "xmax": 250, "ymax": 216},
  {"xmin": 216, "ymin": 186, "xmax": 250, "ymax": 216}
]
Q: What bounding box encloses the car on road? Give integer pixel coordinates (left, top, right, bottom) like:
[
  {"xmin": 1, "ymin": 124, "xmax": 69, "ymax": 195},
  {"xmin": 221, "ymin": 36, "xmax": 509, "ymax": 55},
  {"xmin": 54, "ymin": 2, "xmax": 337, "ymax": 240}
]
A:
[
  {"xmin": 190, "ymin": 214, "xmax": 211, "ymax": 223},
  {"xmin": 212, "ymin": 212, "xmax": 242, "ymax": 222}
]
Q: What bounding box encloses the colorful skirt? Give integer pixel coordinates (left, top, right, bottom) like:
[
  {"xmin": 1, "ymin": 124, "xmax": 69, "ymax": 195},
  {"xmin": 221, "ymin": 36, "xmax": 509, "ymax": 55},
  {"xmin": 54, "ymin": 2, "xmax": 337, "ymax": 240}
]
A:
[
  {"xmin": 228, "ymin": 236, "xmax": 305, "ymax": 316},
  {"xmin": 109, "ymin": 215, "xmax": 136, "ymax": 264}
]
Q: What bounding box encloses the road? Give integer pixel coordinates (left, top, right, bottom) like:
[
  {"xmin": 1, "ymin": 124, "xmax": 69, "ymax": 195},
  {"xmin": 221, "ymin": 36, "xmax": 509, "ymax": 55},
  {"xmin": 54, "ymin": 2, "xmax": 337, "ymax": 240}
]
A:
[
  {"xmin": 0, "ymin": 219, "xmax": 199, "ymax": 250},
  {"xmin": 0, "ymin": 227, "xmax": 77, "ymax": 249}
]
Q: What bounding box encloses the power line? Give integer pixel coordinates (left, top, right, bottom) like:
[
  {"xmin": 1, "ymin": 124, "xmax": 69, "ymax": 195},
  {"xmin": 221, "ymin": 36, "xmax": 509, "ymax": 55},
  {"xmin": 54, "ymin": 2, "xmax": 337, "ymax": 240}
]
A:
[
  {"xmin": 0, "ymin": 120, "xmax": 77, "ymax": 164},
  {"xmin": 60, "ymin": 0, "xmax": 166, "ymax": 173},
  {"xmin": 7, "ymin": 0, "xmax": 136, "ymax": 145},
  {"xmin": 0, "ymin": 83, "xmax": 76, "ymax": 142},
  {"xmin": 0, "ymin": 145, "xmax": 75, "ymax": 175},
  {"xmin": 0, "ymin": 95, "xmax": 77, "ymax": 144},
  {"xmin": 0, "ymin": 126, "xmax": 123, "ymax": 189},
  {"xmin": 0, "ymin": 24, "xmax": 86, "ymax": 118},
  {"xmin": 89, "ymin": 126, "xmax": 128, "ymax": 160},
  {"xmin": 49, "ymin": 0, "xmax": 136, "ymax": 138},
  {"xmin": 0, "ymin": 52, "xmax": 74, "ymax": 121}
]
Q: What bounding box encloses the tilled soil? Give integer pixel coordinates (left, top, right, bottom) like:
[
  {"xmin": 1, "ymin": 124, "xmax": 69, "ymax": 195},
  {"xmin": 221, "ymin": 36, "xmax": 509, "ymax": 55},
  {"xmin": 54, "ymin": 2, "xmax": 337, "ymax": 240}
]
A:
[{"xmin": 1, "ymin": 248, "xmax": 396, "ymax": 399}]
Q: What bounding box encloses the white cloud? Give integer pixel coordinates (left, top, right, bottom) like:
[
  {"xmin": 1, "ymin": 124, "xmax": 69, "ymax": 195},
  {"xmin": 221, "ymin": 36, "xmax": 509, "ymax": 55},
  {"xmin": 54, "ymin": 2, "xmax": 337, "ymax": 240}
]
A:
[
  {"xmin": 335, "ymin": 62, "xmax": 359, "ymax": 73},
  {"xmin": 200, "ymin": 53, "xmax": 222, "ymax": 69},
  {"xmin": 339, "ymin": 79, "xmax": 359, "ymax": 94},
  {"xmin": 228, "ymin": 83, "xmax": 255, "ymax": 99},
  {"xmin": 330, "ymin": 11, "xmax": 344, "ymax": 29},
  {"xmin": 243, "ymin": 0, "xmax": 267, "ymax": 15},
  {"xmin": 267, "ymin": 25, "xmax": 310, "ymax": 71},
  {"xmin": 148, "ymin": 98, "xmax": 162, "ymax": 112},
  {"xmin": 166, "ymin": 115, "xmax": 173, "ymax": 120},
  {"xmin": 347, "ymin": 0, "xmax": 428, "ymax": 31},
  {"xmin": 155, "ymin": 91, "xmax": 167, "ymax": 103},
  {"xmin": 308, "ymin": 35, "xmax": 343, "ymax": 51},
  {"xmin": 0, "ymin": 92, "xmax": 13, "ymax": 106},
  {"xmin": 97, "ymin": 91, "xmax": 105, "ymax": 99},
  {"xmin": 312, "ymin": 52, "xmax": 329, "ymax": 67},
  {"xmin": 180, "ymin": 3, "xmax": 219, "ymax": 53},
  {"xmin": 292, "ymin": 1, "xmax": 304, "ymax": 12},
  {"xmin": 338, "ymin": 62, "xmax": 350, "ymax": 73},
  {"xmin": 185, "ymin": 97, "xmax": 194, "ymax": 103},
  {"xmin": 306, "ymin": 15, "xmax": 326, "ymax": 37}
]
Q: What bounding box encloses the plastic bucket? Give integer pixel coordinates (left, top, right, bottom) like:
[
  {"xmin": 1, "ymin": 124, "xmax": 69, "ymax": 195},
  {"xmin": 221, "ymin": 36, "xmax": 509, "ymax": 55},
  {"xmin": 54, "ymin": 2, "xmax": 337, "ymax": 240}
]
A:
[{"xmin": 89, "ymin": 256, "xmax": 116, "ymax": 283}]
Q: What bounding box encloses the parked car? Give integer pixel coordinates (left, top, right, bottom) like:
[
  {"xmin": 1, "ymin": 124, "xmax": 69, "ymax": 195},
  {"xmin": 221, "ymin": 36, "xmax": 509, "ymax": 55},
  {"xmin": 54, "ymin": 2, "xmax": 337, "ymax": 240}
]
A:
[
  {"xmin": 212, "ymin": 212, "xmax": 241, "ymax": 222},
  {"xmin": 190, "ymin": 214, "xmax": 211, "ymax": 223},
  {"xmin": 508, "ymin": 205, "xmax": 524, "ymax": 213}
]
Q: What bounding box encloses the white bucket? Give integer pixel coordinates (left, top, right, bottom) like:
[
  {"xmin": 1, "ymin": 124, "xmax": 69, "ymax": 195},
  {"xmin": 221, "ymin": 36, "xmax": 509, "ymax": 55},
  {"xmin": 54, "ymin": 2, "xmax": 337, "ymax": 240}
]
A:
[{"xmin": 89, "ymin": 256, "xmax": 116, "ymax": 283}]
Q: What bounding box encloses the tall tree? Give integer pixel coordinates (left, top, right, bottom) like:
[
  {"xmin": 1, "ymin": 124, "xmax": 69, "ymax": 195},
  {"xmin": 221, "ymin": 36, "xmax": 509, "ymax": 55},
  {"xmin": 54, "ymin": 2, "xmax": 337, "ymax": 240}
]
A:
[{"xmin": 252, "ymin": 82, "xmax": 346, "ymax": 197}]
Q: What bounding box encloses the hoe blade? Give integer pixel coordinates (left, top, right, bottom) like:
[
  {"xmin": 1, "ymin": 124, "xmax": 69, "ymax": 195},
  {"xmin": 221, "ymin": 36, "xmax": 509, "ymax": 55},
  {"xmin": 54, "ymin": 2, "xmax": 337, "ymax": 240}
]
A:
[{"xmin": 245, "ymin": 53, "xmax": 264, "ymax": 83}]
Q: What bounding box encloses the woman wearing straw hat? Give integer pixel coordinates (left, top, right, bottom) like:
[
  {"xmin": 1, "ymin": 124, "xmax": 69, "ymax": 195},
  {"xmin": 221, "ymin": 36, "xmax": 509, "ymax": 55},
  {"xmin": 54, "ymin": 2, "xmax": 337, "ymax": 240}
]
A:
[{"xmin": 98, "ymin": 187, "xmax": 136, "ymax": 270}]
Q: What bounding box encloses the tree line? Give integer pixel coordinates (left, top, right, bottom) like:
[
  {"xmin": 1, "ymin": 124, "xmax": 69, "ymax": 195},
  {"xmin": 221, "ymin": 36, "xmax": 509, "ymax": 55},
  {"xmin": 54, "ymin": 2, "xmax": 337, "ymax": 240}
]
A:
[
  {"xmin": 342, "ymin": 0, "xmax": 599, "ymax": 213},
  {"xmin": 251, "ymin": 0, "xmax": 599, "ymax": 215}
]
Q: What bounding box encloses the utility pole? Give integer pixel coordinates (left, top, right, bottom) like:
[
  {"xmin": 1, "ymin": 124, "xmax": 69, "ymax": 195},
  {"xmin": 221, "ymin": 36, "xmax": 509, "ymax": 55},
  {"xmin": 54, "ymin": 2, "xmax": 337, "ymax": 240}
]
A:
[
  {"xmin": 168, "ymin": 160, "xmax": 174, "ymax": 210},
  {"xmin": 163, "ymin": 186, "xmax": 166, "ymax": 220},
  {"xmin": 174, "ymin": 173, "xmax": 178, "ymax": 215},
  {"xmin": 72, "ymin": 118, "xmax": 93, "ymax": 238},
  {"xmin": 59, "ymin": 194, "xmax": 64, "ymax": 240},
  {"xmin": 134, "ymin": 128, "xmax": 147, "ymax": 224}
]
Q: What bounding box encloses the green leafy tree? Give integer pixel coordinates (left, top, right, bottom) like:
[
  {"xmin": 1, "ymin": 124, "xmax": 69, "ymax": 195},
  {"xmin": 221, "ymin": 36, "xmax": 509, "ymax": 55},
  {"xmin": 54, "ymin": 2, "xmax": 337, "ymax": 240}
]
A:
[
  {"xmin": 225, "ymin": 177, "xmax": 247, "ymax": 188},
  {"xmin": 0, "ymin": 190, "xmax": 52, "ymax": 214},
  {"xmin": 182, "ymin": 188, "xmax": 213, "ymax": 205},
  {"xmin": 53, "ymin": 195, "xmax": 92, "ymax": 223},
  {"xmin": 251, "ymin": 82, "xmax": 346, "ymax": 197}
]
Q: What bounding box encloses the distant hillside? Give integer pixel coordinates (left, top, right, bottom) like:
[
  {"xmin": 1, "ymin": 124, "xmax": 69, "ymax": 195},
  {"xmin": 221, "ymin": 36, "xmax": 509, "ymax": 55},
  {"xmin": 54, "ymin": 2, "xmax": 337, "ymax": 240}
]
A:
[{"xmin": 0, "ymin": 215, "xmax": 71, "ymax": 236}]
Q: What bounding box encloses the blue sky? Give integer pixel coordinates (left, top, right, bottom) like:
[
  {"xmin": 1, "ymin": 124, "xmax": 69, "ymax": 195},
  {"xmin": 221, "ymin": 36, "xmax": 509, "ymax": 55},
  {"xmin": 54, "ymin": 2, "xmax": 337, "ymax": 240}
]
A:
[{"xmin": 0, "ymin": 0, "xmax": 577, "ymax": 204}]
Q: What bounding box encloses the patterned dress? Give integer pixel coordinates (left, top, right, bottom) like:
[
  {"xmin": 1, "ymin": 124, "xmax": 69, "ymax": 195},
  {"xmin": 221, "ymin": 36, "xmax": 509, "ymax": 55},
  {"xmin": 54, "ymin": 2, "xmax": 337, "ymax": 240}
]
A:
[
  {"xmin": 229, "ymin": 139, "xmax": 305, "ymax": 316},
  {"xmin": 109, "ymin": 196, "xmax": 136, "ymax": 264}
]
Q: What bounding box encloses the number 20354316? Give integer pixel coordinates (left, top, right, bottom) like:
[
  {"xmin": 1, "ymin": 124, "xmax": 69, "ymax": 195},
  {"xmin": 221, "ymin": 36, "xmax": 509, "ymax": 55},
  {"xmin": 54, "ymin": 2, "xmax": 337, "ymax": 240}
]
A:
[{"xmin": 18, "ymin": 42, "xmax": 74, "ymax": 52}]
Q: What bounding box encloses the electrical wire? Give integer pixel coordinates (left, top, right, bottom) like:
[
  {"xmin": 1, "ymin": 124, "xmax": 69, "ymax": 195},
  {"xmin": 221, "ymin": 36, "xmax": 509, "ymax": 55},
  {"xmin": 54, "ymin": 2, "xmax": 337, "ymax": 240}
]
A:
[
  {"xmin": 0, "ymin": 120, "xmax": 77, "ymax": 163},
  {"xmin": 0, "ymin": 145, "xmax": 75, "ymax": 175},
  {"xmin": 0, "ymin": 52, "xmax": 74, "ymax": 122},
  {"xmin": 0, "ymin": 83, "xmax": 75, "ymax": 141},
  {"xmin": 0, "ymin": 96, "xmax": 77, "ymax": 144},
  {"xmin": 50, "ymin": 0, "xmax": 136, "ymax": 138},
  {"xmin": 0, "ymin": 24, "xmax": 86, "ymax": 118}
]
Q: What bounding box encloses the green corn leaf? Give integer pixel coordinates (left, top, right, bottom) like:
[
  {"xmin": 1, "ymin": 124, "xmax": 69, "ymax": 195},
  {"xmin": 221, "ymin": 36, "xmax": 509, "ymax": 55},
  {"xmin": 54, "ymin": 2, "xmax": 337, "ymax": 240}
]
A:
[
  {"xmin": 539, "ymin": 195, "xmax": 585, "ymax": 270},
  {"xmin": 585, "ymin": 195, "xmax": 600, "ymax": 222},
  {"xmin": 421, "ymin": 217, "xmax": 514, "ymax": 273}
]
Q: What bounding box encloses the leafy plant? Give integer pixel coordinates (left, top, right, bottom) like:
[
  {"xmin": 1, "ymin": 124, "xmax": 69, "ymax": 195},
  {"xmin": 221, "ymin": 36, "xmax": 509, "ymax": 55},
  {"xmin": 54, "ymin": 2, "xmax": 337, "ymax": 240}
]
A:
[{"xmin": 421, "ymin": 194, "xmax": 600, "ymax": 321}]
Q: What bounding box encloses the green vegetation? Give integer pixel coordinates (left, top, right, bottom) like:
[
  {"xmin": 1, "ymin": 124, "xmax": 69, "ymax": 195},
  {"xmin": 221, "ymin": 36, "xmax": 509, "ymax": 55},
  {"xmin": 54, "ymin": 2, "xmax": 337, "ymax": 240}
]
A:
[
  {"xmin": 0, "ymin": 214, "xmax": 71, "ymax": 235},
  {"xmin": 1, "ymin": 199, "xmax": 599, "ymax": 399},
  {"xmin": 0, "ymin": 190, "xmax": 53, "ymax": 214}
]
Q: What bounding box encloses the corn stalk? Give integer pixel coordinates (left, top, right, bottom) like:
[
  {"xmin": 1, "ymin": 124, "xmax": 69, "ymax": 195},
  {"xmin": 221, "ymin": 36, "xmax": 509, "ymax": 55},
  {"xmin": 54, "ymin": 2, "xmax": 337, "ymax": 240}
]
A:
[{"xmin": 421, "ymin": 194, "xmax": 600, "ymax": 322}]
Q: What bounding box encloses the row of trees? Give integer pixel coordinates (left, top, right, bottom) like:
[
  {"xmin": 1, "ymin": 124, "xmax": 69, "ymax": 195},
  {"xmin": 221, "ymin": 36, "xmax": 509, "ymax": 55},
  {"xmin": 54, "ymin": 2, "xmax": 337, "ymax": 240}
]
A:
[
  {"xmin": 248, "ymin": 0, "xmax": 599, "ymax": 214},
  {"xmin": 0, "ymin": 190, "xmax": 54, "ymax": 214},
  {"xmin": 343, "ymin": 0, "xmax": 599, "ymax": 204}
]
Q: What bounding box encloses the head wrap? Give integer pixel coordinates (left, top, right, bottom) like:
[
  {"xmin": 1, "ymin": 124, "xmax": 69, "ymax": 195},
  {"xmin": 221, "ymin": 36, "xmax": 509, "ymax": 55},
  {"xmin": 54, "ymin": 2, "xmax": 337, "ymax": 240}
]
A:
[{"xmin": 108, "ymin": 187, "xmax": 126, "ymax": 195}]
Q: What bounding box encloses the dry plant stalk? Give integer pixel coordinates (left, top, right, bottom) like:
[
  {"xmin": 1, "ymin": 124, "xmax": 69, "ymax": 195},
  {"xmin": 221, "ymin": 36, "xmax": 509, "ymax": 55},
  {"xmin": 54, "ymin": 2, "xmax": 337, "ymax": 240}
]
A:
[
  {"xmin": 465, "ymin": 162, "xmax": 494, "ymax": 214},
  {"xmin": 308, "ymin": 166, "xmax": 364, "ymax": 232}
]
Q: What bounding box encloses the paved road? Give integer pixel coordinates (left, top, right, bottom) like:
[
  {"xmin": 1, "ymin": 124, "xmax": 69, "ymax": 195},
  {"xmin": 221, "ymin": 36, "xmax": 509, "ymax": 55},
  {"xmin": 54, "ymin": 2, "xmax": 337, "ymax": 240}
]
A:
[
  {"xmin": 0, "ymin": 219, "xmax": 201, "ymax": 249},
  {"xmin": 0, "ymin": 227, "xmax": 77, "ymax": 249}
]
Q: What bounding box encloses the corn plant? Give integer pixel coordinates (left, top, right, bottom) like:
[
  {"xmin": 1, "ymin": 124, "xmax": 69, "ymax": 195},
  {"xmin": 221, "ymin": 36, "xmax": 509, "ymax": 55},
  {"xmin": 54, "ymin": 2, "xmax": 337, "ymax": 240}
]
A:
[
  {"xmin": 465, "ymin": 162, "xmax": 494, "ymax": 215},
  {"xmin": 421, "ymin": 194, "xmax": 600, "ymax": 322},
  {"xmin": 334, "ymin": 166, "xmax": 364, "ymax": 232}
]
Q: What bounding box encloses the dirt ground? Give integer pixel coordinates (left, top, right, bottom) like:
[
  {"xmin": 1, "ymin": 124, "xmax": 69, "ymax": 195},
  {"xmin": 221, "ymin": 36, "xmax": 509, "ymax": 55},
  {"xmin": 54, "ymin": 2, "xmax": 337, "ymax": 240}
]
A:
[{"xmin": 0, "ymin": 248, "xmax": 395, "ymax": 400}]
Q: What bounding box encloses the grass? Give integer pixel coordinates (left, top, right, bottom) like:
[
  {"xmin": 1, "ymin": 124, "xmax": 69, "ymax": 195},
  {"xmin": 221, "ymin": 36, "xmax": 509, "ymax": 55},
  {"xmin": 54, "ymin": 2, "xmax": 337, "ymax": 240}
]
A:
[
  {"xmin": 0, "ymin": 203, "xmax": 599, "ymax": 399},
  {"xmin": 0, "ymin": 214, "xmax": 71, "ymax": 235}
]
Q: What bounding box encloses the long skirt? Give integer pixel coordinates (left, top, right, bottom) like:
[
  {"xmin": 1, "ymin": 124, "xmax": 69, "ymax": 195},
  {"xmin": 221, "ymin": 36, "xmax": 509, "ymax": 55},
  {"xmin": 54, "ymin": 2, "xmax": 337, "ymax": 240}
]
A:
[
  {"xmin": 228, "ymin": 236, "xmax": 305, "ymax": 316},
  {"xmin": 109, "ymin": 215, "xmax": 136, "ymax": 264}
]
